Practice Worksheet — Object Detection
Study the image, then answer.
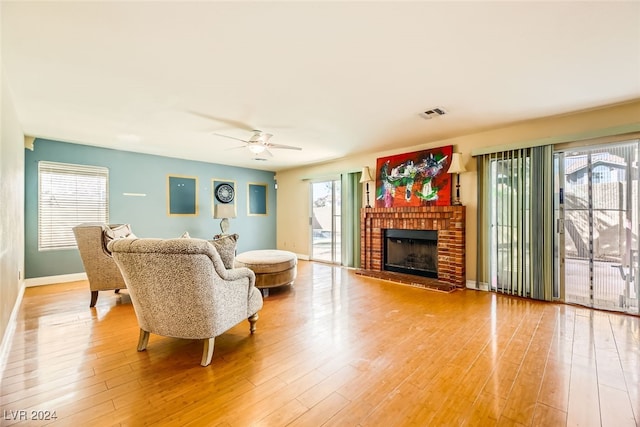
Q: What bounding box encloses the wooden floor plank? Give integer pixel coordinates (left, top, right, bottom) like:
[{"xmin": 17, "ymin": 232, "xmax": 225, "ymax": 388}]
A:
[
  {"xmin": 1, "ymin": 261, "xmax": 639, "ymax": 426},
  {"xmin": 287, "ymin": 392, "xmax": 349, "ymax": 427},
  {"xmin": 598, "ymin": 384, "xmax": 637, "ymax": 427},
  {"xmin": 566, "ymin": 363, "xmax": 601, "ymax": 427}
]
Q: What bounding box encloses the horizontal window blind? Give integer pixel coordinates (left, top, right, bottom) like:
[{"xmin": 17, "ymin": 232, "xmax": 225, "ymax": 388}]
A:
[{"xmin": 38, "ymin": 161, "xmax": 109, "ymax": 250}]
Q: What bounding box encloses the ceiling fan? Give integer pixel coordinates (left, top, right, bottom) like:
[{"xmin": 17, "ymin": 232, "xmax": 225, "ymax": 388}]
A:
[
  {"xmin": 185, "ymin": 111, "xmax": 302, "ymax": 158},
  {"xmin": 213, "ymin": 129, "xmax": 302, "ymax": 158}
]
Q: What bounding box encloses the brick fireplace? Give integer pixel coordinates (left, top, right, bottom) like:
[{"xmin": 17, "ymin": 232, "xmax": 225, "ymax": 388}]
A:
[{"xmin": 360, "ymin": 206, "xmax": 465, "ymax": 287}]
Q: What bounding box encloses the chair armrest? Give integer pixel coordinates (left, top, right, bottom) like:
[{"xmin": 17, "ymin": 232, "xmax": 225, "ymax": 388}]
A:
[
  {"xmin": 217, "ymin": 266, "xmax": 256, "ymax": 288},
  {"xmin": 206, "ymin": 240, "xmax": 253, "ymax": 286}
]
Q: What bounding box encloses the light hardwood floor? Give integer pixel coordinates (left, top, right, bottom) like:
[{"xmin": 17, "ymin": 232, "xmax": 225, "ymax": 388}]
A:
[{"xmin": 1, "ymin": 261, "xmax": 639, "ymax": 426}]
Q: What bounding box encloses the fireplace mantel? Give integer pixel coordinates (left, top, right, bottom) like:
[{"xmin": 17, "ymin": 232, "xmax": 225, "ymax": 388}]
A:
[{"xmin": 360, "ymin": 206, "xmax": 465, "ymax": 287}]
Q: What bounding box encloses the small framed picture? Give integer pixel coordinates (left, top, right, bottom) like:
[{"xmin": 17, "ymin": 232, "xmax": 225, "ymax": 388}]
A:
[
  {"xmin": 248, "ymin": 182, "xmax": 268, "ymax": 216},
  {"xmin": 167, "ymin": 175, "xmax": 198, "ymax": 216}
]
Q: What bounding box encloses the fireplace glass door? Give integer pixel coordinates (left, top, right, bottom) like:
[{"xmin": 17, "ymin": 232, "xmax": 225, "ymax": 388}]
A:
[{"xmin": 384, "ymin": 229, "xmax": 438, "ymax": 278}]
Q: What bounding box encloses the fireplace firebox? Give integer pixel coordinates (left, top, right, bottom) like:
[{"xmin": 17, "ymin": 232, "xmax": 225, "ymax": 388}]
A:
[{"xmin": 384, "ymin": 229, "xmax": 438, "ymax": 278}]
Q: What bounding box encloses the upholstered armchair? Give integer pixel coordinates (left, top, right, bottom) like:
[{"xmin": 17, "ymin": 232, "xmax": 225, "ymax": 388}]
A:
[
  {"xmin": 108, "ymin": 237, "xmax": 263, "ymax": 367},
  {"xmin": 73, "ymin": 222, "xmax": 135, "ymax": 307}
]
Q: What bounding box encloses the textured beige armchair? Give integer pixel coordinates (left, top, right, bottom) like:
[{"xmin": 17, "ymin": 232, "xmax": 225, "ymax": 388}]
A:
[
  {"xmin": 73, "ymin": 222, "xmax": 135, "ymax": 307},
  {"xmin": 108, "ymin": 237, "xmax": 263, "ymax": 367}
]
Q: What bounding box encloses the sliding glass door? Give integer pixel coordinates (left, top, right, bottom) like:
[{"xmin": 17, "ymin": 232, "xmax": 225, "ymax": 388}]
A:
[
  {"xmin": 488, "ymin": 153, "xmax": 531, "ymax": 293},
  {"xmin": 310, "ymin": 179, "xmax": 341, "ymax": 263},
  {"xmin": 555, "ymin": 141, "xmax": 640, "ymax": 314}
]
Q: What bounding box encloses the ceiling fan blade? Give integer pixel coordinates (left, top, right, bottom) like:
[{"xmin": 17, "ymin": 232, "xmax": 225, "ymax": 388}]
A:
[
  {"xmin": 224, "ymin": 145, "xmax": 247, "ymax": 151},
  {"xmin": 187, "ymin": 110, "xmax": 254, "ymax": 131},
  {"xmin": 263, "ymin": 148, "xmax": 274, "ymax": 157},
  {"xmin": 267, "ymin": 143, "xmax": 302, "ymax": 151},
  {"xmin": 212, "ymin": 133, "xmax": 249, "ymax": 143}
]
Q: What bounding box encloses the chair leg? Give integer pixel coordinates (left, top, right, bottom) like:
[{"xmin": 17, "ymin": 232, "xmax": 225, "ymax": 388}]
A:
[
  {"xmin": 248, "ymin": 313, "xmax": 259, "ymax": 334},
  {"xmin": 89, "ymin": 291, "xmax": 99, "ymax": 307},
  {"xmin": 137, "ymin": 329, "xmax": 150, "ymax": 351},
  {"xmin": 201, "ymin": 338, "xmax": 215, "ymax": 367}
]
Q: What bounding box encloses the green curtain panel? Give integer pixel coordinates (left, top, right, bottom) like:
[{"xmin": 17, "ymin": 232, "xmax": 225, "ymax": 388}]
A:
[
  {"xmin": 342, "ymin": 171, "xmax": 363, "ymax": 268},
  {"xmin": 476, "ymin": 156, "xmax": 490, "ymax": 289}
]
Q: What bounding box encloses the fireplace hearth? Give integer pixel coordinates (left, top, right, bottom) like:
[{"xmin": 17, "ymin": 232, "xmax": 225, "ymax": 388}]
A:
[{"xmin": 384, "ymin": 229, "xmax": 438, "ymax": 278}]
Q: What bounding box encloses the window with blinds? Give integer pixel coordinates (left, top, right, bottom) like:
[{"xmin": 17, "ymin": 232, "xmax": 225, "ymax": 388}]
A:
[{"xmin": 38, "ymin": 161, "xmax": 109, "ymax": 250}]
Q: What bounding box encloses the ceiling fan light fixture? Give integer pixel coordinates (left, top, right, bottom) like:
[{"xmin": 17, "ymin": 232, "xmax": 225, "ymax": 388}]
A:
[{"xmin": 248, "ymin": 144, "xmax": 266, "ymax": 154}]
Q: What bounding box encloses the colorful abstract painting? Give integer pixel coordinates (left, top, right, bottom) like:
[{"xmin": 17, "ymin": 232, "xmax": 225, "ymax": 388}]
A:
[{"xmin": 375, "ymin": 145, "xmax": 453, "ymax": 207}]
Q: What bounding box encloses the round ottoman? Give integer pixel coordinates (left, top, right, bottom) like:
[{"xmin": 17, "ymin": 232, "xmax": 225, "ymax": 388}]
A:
[{"xmin": 235, "ymin": 250, "xmax": 297, "ymax": 291}]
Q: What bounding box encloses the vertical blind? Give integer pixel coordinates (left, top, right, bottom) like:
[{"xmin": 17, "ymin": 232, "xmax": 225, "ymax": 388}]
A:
[
  {"xmin": 476, "ymin": 146, "xmax": 554, "ymax": 300},
  {"xmin": 38, "ymin": 161, "xmax": 109, "ymax": 250}
]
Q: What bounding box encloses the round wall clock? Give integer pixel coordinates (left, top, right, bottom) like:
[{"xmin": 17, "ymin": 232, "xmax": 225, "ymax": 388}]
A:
[{"xmin": 215, "ymin": 183, "xmax": 235, "ymax": 203}]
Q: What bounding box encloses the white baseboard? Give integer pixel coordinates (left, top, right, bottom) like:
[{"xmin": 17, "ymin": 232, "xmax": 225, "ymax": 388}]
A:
[
  {"xmin": 0, "ymin": 281, "xmax": 25, "ymax": 376},
  {"xmin": 25, "ymin": 272, "xmax": 87, "ymax": 287},
  {"xmin": 295, "ymin": 253, "xmax": 310, "ymax": 261}
]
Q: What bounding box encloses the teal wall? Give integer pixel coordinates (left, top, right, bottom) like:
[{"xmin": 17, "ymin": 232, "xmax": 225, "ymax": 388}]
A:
[{"xmin": 25, "ymin": 139, "xmax": 276, "ymax": 278}]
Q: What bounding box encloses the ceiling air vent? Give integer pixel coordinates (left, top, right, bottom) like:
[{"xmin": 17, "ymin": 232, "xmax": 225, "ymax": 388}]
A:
[{"xmin": 420, "ymin": 107, "xmax": 447, "ymax": 120}]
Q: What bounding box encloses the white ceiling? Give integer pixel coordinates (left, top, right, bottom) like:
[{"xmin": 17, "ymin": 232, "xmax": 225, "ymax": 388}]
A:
[{"xmin": 3, "ymin": 1, "xmax": 640, "ymax": 171}]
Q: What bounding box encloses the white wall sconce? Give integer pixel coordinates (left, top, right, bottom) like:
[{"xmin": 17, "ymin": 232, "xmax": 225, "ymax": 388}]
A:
[
  {"xmin": 447, "ymin": 153, "xmax": 467, "ymax": 205},
  {"xmin": 359, "ymin": 166, "xmax": 374, "ymax": 208}
]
